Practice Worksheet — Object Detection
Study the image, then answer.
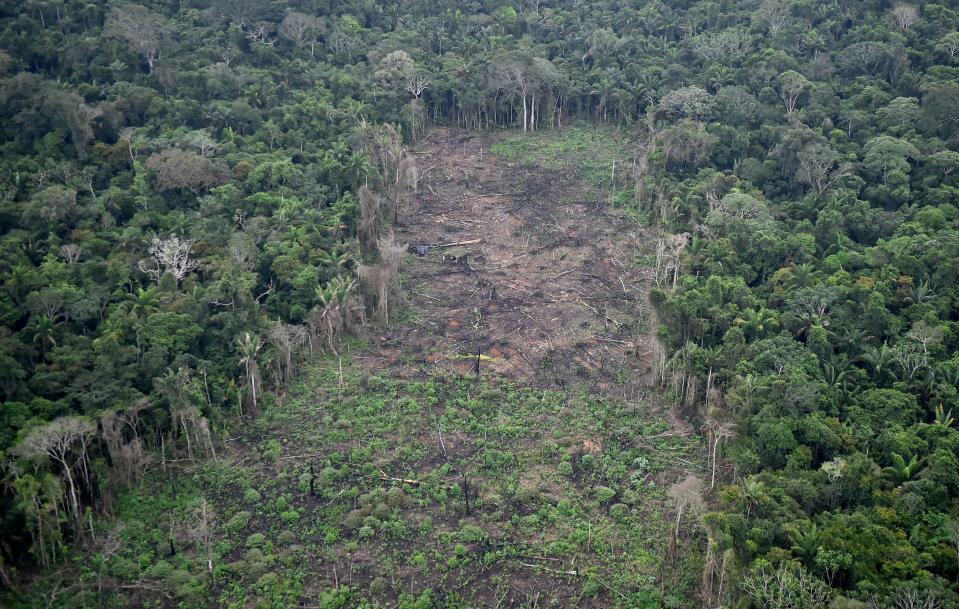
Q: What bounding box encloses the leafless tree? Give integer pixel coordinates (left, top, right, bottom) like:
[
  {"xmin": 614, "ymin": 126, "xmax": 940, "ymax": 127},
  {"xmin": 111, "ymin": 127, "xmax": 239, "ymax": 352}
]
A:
[
  {"xmin": 15, "ymin": 416, "xmax": 96, "ymax": 531},
  {"xmin": 395, "ymin": 155, "xmax": 419, "ymax": 221},
  {"xmin": 271, "ymin": 322, "xmax": 308, "ymax": 382},
  {"xmin": 208, "ymin": 39, "xmax": 239, "ymax": 66},
  {"xmin": 190, "ymin": 499, "xmax": 216, "ymax": 583},
  {"xmin": 358, "ymin": 236, "xmax": 407, "ymax": 323},
  {"xmin": 328, "ymin": 30, "xmax": 358, "ymax": 60},
  {"xmin": 145, "ymin": 148, "xmax": 223, "ymax": 192},
  {"xmin": 58, "ymin": 243, "xmax": 82, "ymax": 265},
  {"xmin": 667, "ymin": 474, "xmax": 704, "ymax": 556},
  {"xmin": 279, "ymin": 11, "xmax": 323, "ymax": 58},
  {"xmin": 741, "ymin": 564, "xmax": 831, "ymax": 609},
  {"xmin": 869, "ymin": 590, "xmax": 942, "ymax": 609},
  {"xmin": 137, "ymin": 236, "xmax": 199, "ymax": 285},
  {"xmin": 245, "ymin": 22, "xmax": 275, "ymax": 46},
  {"xmin": 796, "ymin": 143, "xmax": 852, "ymax": 197},
  {"xmin": 892, "ymin": 4, "xmax": 919, "ymax": 29},
  {"xmin": 891, "ymin": 322, "xmax": 943, "ymax": 379},
  {"xmin": 755, "ymin": 0, "xmax": 795, "ymax": 36},
  {"xmin": 356, "ymin": 186, "xmax": 386, "ymax": 255},
  {"xmin": 105, "ymin": 5, "xmax": 174, "ymax": 74},
  {"xmin": 407, "ymin": 72, "xmax": 432, "ymax": 99},
  {"xmin": 229, "ymin": 232, "xmax": 258, "ymax": 271},
  {"xmin": 99, "ymin": 401, "xmax": 150, "ymax": 486},
  {"xmin": 655, "ymin": 232, "xmax": 690, "ymax": 289},
  {"xmin": 778, "ymin": 70, "xmax": 811, "ymax": 115},
  {"xmin": 689, "ymin": 28, "xmax": 752, "ymax": 66},
  {"xmin": 705, "ymin": 416, "xmax": 735, "ymax": 489}
]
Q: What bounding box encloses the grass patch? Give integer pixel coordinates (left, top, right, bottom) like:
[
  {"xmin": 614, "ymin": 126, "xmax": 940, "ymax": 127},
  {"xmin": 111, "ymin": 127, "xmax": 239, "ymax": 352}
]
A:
[{"xmin": 491, "ymin": 124, "xmax": 634, "ymax": 194}]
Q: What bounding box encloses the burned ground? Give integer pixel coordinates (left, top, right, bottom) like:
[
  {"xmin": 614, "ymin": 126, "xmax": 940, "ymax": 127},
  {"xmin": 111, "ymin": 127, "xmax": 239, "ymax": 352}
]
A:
[{"xmin": 369, "ymin": 129, "xmax": 660, "ymax": 400}]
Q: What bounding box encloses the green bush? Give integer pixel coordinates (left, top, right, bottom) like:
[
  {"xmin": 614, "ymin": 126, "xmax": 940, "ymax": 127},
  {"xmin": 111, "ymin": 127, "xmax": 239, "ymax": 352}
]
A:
[
  {"xmin": 593, "ymin": 486, "xmax": 616, "ymax": 504},
  {"xmin": 225, "ymin": 510, "xmax": 252, "ymax": 533}
]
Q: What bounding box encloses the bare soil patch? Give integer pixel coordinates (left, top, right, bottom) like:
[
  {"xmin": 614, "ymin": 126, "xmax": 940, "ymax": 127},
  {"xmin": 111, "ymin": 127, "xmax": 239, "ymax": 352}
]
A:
[{"xmin": 369, "ymin": 129, "xmax": 658, "ymax": 399}]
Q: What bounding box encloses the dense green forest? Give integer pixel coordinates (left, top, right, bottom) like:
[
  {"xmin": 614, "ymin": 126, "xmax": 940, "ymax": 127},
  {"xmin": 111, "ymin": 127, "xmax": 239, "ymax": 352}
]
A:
[{"xmin": 2, "ymin": 0, "xmax": 959, "ymax": 607}]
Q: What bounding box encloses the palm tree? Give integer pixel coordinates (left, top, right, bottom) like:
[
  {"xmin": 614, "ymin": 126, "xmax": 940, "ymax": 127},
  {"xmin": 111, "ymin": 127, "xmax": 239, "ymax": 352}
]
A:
[
  {"xmin": 730, "ymin": 373, "xmax": 767, "ymax": 413},
  {"xmin": 125, "ymin": 286, "xmax": 161, "ymax": 357},
  {"xmin": 314, "ymin": 276, "xmax": 357, "ymax": 355},
  {"xmin": 345, "ymin": 151, "xmax": 373, "ymax": 188},
  {"xmin": 742, "ymin": 478, "xmax": 767, "ymax": 518},
  {"xmin": 287, "ymin": 224, "xmax": 311, "ymax": 250},
  {"xmin": 909, "ymin": 368, "xmax": 936, "ymax": 403},
  {"xmin": 164, "ymin": 210, "xmax": 192, "ymax": 237},
  {"xmin": 882, "ymin": 452, "xmax": 925, "ymax": 486},
  {"xmin": 589, "ymin": 76, "xmax": 619, "ymax": 123},
  {"xmin": 126, "ymin": 286, "xmax": 160, "ymax": 319},
  {"xmin": 6, "ymin": 263, "xmax": 34, "ymax": 305},
  {"xmin": 316, "ymin": 243, "xmax": 355, "ymax": 274},
  {"xmin": 30, "ymin": 315, "xmax": 59, "ymax": 359},
  {"xmin": 933, "ymin": 404, "xmax": 955, "ymax": 428},
  {"xmin": 791, "ymin": 263, "xmax": 817, "ymax": 288},
  {"xmin": 857, "ymin": 343, "xmax": 897, "ymax": 384},
  {"xmin": 822, "ymin": 357, "xmax": 853, "ymax": 410},
  {"xmin": 836, "ymin": 326, "xmax": 874, "ymax": 353},
  {"xmin": 788, "ymin": 523, "xmax": 820, "ymax": 565},
  {"xmin": 699, "ymin": 345, "xmax": 723, "ymax": 408},
  {"xmin": 236, "ymin": 332, "xmax": 262, "ymax": 415},
  {"xmin": 904, "ymin": 279, "xmax": 936, "ymax": 307},
  {"xmin": 735, "ymin": 307, "xmax": 779, "ymax": 341}
]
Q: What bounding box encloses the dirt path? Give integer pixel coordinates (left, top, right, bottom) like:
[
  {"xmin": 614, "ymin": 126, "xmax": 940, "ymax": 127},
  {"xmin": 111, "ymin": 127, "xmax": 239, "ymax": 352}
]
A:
[{"xmin": 369, "ymin": 129, "xmax": 660, "ymax": 399}]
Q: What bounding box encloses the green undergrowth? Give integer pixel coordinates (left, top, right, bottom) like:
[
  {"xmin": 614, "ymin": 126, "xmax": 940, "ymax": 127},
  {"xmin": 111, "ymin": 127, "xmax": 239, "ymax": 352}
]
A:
[
  {"xmin": 491, "ymin": 124, "xmax": 634, "ymax": 198},
  {"xmin": 9, "ymin": 356, "xmax": 703, "ymax": 609}
]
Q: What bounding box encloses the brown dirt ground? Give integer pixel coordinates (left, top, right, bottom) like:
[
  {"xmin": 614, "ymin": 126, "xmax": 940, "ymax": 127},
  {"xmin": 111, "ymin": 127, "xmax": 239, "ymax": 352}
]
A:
[{"xmin": 366, "ymin": 128, "xmax": 659, "ymax": 400}]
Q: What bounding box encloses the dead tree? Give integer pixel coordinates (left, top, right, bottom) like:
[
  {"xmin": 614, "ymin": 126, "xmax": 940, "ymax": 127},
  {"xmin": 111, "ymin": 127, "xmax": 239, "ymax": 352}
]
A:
[
  {"xmin": 666, "ymin": 475, "xmax": 704, "ymax": 559},
  {"xmin": 704, "ymin": 416, "xmax": 735, "ymax": 489},
  {"xmin": 655, "ymin": 233, "xmax": 690, "ymax": 290},
  {"xmin": 358, "ymin": 186, "xmax": 386, "ymax": 254},
  {"xmin": 358, "ymin": 236, "xmax": 407, "ymax": 323},
  {"xmin": 395, "ymin": 155, "xmax": 419, "ymax": 225},
  {"xmin": 310, "ymin": 276, "xmax": 360, "ymax": 356},
  {"xmin": 271, "ymin": 322, "xmax": 308, "ymax": 382},
  {"xmin": 99, "ymin": 401, "xmax": 151, "ymax": 486},
  {"xmin": 105, "ymin": 5, "xmax": 174, "ymax": 74},
  {"xmin": 15, "ymin": 416, "xmax": 97, "ymax": 532},
  {"xmin": 58, "ymin": 244, "xmax": 82, "ymax": 265},
  {"xmin": 137, "ymin": 236, "xmax": 199, "ymax": 286}
]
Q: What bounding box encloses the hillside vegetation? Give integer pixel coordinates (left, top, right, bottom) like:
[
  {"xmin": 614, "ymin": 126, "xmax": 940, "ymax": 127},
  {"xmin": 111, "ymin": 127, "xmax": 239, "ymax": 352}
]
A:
[{"xmin": 1, "ymin": 0, "xmax": 959, "ymax": 608}]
